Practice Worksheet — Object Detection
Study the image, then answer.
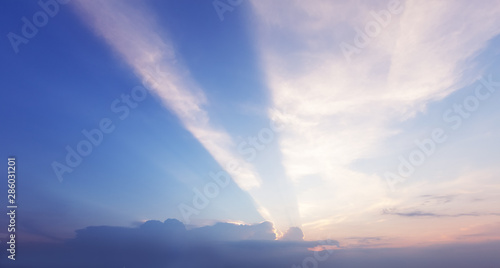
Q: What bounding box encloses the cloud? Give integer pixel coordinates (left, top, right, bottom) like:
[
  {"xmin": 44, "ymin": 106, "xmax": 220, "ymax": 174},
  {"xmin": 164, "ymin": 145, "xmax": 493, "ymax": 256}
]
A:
[
  {"xmin": 419, "ymin": 195, "xmax": 455, "ymax": 206},
  {"xmin": 280, "ymin": 226, "xmax": 305, "ymax": 241},
  {"xmin": 347, "ymin": 236, "xmax": 383, "ymax": 243},
  {"xmin": 12, "ymin": 219, "xmax": 336, "ymax": 268},
  {"xmin": 382, "ymin": 208, "xmax": 500, "ymax": 218},
  {"xmin": 343, "ymin": 236, "xmax": 392, "ymax": 248}
]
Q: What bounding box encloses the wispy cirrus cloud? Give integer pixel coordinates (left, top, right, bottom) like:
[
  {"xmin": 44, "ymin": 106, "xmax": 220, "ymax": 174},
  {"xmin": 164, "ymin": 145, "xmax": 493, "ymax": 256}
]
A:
[{"xmin": 382, "ymin": 209, "xmax": 500, "ymax": 218}]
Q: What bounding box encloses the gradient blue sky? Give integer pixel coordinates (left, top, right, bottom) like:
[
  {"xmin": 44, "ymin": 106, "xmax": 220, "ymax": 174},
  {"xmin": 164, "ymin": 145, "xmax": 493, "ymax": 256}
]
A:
[{"xmin": 1, "ymin": 0, "xmax": 500, "ymax": 265}]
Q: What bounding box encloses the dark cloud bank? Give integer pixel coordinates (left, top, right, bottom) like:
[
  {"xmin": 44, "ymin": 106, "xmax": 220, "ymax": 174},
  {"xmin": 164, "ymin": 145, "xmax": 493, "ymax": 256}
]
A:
[{"xmin": 2, "ymin": 219, "xmax": 500, "ymax": 268}]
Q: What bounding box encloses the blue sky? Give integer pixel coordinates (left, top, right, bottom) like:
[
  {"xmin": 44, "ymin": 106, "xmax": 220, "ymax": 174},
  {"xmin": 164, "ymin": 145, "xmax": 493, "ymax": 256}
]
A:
[{"xmin": 1, "ymin": 0, "xmax": 500, "ymax": 266}]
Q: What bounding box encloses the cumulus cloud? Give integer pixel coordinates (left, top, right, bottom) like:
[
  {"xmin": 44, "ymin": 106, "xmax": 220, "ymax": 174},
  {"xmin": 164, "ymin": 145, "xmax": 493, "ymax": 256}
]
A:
[
  {"xmin": 189, "ymin": 221, "xmax": 277, "ymax": 241},
  {"xmin": 13, "ymin": 219, "xmax": 337, "ymax": 268},
  {"xmin": 280, "ymin": 226, "xmax": 305, "ymax": 241}
]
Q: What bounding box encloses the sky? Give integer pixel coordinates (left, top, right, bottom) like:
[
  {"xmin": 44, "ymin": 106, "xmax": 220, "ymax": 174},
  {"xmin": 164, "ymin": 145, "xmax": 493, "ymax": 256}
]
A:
[{"xmin": 1, "ymin": 0, "xmax": 500, "ymax": 267}]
